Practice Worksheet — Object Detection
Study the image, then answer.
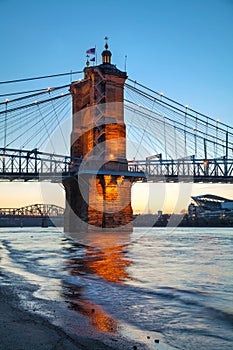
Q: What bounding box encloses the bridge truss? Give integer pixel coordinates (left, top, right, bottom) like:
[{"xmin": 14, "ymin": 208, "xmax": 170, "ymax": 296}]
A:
[
  {"xmin": 0, "ymin": 147, "xmax": 72, "ymax": 181},
  {"xmin": 1, "ymin": 147, "xmax": 233, "ymax": 183},
  {"xmin": 0, "ymin": 203, "xmax": 64, "ymax": 216}
]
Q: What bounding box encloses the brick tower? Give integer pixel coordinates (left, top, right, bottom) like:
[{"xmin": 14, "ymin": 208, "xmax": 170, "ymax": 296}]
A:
[{"xmin": 63, "ymin": 42, "xmax": 136, "ymax": 233}]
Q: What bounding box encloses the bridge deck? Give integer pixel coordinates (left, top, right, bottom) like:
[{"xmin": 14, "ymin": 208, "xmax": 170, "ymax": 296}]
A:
[{"xmin": 1, "ymin": 148, "xmax": 233, "ymax": 183}]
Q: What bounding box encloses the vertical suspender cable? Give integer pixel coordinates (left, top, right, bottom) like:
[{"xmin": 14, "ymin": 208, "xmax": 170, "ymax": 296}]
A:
[
  {"xmin": 163, "ymin": 117, "xmax": 167, "ymax": 159},
  {"xmin": 204, "ymin": 138, "xmax": 207, "ymax": 160},
  {"xmin": 225, "ymin": 130, "xmax": 229, "ymax": 176},
  {"xmin": 225, "ymin": 130, "xmax": 228, "ymax": 159},
  {"xmin": 4, "ymin": 100, "xmax": 8, "ymax": 148}
]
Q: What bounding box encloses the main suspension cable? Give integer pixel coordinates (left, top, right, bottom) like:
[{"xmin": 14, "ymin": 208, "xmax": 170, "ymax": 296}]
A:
[{"xmin": 0, "ymin": 70, "xmax": 83, "ymax": 85}]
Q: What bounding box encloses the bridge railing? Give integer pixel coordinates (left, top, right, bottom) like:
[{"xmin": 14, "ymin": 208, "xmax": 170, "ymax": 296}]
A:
[
  {"xmin": 0, "ymin": 148, "xmax": 78, "ymax": 181},
  {"xmin": 1, "ymin": 148, "xmax": 233, "ymax": 183},
  {"xmin": 128, "ymin": 158, "xmax": 233, "ymax": 182}
]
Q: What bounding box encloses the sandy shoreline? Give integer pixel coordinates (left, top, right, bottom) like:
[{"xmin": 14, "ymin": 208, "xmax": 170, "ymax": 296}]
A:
[
  {"xmin": 0, "ymin": 283, "xmax": 150, "ymax": 350},
  {"xmin": 0, "ymin": 285, "xmax": 106, "ymax": 350}
]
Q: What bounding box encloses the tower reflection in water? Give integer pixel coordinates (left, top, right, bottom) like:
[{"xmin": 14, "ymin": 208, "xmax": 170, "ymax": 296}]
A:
[{"xmin": 62, "ymin": 231, "xmax": 132, "ymax": 333}]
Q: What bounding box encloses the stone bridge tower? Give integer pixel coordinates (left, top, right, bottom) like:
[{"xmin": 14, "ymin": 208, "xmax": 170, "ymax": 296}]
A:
[{"xmin": 63, "ymin": 42, "xmax": 139, "ymax": 233}]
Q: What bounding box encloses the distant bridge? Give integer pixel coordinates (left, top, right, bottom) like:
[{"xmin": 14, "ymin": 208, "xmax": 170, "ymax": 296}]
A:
[
  {"xmin": 0, "ymin": 203, "xmax": 64, "ymax": 227},
  {"xmin": 0, "ymin": 203, "xmax": 64, "ymax": 216}
]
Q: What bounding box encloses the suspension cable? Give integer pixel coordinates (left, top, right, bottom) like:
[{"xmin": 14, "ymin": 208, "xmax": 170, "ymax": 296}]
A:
[
  {"xmin": 0, "ymin": 93, "xmax": 70, "ymax": 115},
  {"xmin": 0, "ymin": 84, "xmax": 70, "ymax": 105},
  {"xmin": 127, "ymin": 79, "xmax": 232, "ymax": 131},
  {"xmin": 0, "ymin": 70, "xmax": 83, "ymax": 85}
]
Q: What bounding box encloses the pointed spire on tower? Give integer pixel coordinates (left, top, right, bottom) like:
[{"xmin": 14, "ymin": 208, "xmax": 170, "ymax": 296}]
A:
[
  {"xmin": 104, "ymin": 36, "xmax": 109, "ymax": 49},
  {"xmin": 102, "ymin": 36, "xmax": 112, "ymax": 64}
]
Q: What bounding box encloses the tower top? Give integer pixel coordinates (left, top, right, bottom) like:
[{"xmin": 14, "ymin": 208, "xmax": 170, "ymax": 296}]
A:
[
  {"xmin": 83, "ymin": 36, "xmax": 127, "ymax": 79},
  {"xmin": 102, "ymin": 36, "xmax": 112, "ymax": 64}
]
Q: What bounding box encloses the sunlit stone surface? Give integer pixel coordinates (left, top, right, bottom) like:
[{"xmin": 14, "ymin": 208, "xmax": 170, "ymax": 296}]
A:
[{"xmin": 63, "ymin": 46, "xmax": 135, "ymax": 232}]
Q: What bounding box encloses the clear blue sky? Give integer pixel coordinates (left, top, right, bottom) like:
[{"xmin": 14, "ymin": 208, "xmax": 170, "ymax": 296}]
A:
[
  {"xmin": 0, "ymin": 0, "xmax": 233, "ymax": 212},
  {"xmin": 1, "ymin": 0, "xmax": 233, "ymax": 121}
]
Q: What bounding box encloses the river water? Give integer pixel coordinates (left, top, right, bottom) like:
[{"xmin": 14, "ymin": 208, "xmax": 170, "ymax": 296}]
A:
[{"xmin": 0, "ymin": 227, "xmax": 232, "ymax": 349}]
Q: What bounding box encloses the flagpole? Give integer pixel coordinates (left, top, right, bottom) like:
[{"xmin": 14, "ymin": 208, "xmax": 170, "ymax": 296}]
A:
[
  {"xmin": 124, "ymin": 55, "xmax": 127, "ymax": 72},
  {"xmin": 95, "ymin": 45, "xmax": 97, "ymax": 65}
]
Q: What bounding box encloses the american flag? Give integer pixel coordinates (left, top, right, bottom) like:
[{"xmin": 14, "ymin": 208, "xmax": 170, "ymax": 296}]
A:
[{"xmin": 86, "ymin": 47, "xmax": 95, "ymax": 55}]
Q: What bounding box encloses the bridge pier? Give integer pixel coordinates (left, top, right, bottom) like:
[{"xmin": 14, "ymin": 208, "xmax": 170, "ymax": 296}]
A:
[{"xmin": 63, "ymin": 173, "xmax": 133, "ymax": 232}]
